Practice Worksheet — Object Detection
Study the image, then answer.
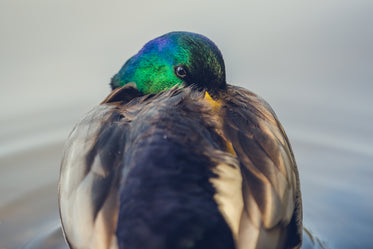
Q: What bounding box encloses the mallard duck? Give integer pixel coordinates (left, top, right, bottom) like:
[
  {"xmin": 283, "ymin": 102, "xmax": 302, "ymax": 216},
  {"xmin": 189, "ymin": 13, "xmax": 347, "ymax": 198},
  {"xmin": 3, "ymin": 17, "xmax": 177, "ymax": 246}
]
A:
[{"xmin": 58, "ymin": 31, "xmax": 302, "ymax": 249}]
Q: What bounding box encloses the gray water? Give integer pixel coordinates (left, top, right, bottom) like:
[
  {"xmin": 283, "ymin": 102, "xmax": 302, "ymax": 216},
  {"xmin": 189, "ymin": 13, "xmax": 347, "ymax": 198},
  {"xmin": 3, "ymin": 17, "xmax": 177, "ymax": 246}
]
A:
[{"xmin": 0, "ymin": 1, "xmax": 372, "ymax": 249}]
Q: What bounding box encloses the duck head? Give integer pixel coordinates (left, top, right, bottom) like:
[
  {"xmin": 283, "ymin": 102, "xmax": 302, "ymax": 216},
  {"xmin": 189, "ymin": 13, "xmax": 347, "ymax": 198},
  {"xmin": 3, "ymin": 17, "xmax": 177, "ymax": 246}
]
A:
[{"xmin": 110, "ymin": 31, "xmax": 226, "ymax": 94}]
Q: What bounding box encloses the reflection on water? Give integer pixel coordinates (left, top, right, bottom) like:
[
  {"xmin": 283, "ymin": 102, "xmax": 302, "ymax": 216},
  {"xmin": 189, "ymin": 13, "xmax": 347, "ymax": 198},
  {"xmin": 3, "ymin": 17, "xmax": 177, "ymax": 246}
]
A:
[
  {"xmin": 23, "ymin": 226, "xmax": 67, "ymax": 249},
  {"xmin": 23, "ymin": 227, "xmax": 329, "ymax": 249},
  {"xmin": 302, "ymin": 229, "xmax": 328, "ymax": 249},
  {"xmin": 22, "ymin": 226, "xmax": 328, "ymax": 249}
]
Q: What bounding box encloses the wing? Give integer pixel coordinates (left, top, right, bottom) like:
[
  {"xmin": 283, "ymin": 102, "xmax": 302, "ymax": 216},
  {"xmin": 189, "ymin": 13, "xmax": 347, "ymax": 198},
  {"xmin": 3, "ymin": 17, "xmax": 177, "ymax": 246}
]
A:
[
  {"xmin": 222, "ymin": 85, "xmax": 302, "ymax": 249},
  {"xmin": 58, "ymin": 85, "xmax": 141, "ymax": 249}
]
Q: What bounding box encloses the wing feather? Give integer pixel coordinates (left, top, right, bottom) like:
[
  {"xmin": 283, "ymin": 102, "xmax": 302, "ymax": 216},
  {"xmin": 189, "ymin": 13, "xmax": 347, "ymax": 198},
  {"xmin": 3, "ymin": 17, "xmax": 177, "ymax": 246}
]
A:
[
  {"xmin": 222, "ymin": 85, "xmax": 302, "ymax": 249},
  {"xmin": 58, "ymin": 85, "xmax": 141, "ymax": 249}
]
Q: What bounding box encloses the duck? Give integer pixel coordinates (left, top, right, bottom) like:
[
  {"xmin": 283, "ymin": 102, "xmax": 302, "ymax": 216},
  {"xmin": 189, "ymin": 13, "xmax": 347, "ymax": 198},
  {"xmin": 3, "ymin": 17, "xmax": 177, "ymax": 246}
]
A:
[{"xmin": 58, "ymin": 31, "xmax": 302, "ymax": 249}]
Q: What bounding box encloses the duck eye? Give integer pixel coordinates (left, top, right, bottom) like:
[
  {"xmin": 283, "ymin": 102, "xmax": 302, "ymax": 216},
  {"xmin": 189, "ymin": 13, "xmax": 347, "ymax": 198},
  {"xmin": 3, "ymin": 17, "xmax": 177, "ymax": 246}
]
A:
[{"xmin": 175, "ymin": 65, "xmax": 187, "ymax": 79}]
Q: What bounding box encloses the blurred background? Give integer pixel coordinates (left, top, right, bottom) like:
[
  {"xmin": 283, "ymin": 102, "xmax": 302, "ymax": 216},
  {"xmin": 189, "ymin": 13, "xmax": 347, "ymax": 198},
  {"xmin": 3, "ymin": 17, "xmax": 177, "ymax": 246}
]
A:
[{"xmin": 0, "ymin": 0, "xmax": 372, "ymax": 248}]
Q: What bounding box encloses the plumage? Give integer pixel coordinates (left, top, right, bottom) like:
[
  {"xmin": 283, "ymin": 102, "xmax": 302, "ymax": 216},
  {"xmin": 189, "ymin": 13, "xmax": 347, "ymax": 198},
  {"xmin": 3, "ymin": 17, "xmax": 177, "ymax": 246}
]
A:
[{"xmin": 58, "ymin": 32, "xmax": 302, "ymax": 249}]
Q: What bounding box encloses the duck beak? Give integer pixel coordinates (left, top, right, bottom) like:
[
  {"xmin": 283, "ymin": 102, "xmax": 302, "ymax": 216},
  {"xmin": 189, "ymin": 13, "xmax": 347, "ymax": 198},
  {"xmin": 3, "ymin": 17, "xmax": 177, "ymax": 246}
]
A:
[{"xmin": 204, "ymin": 91, "xmax": 221, "ymax": 111}]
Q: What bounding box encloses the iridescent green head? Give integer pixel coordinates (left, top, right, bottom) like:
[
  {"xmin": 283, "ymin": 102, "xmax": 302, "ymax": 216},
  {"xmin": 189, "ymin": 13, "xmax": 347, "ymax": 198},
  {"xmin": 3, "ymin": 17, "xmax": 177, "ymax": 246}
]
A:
[{"xmin": 110, "ymin": 32, "xmax": 226, "ymax": 94}]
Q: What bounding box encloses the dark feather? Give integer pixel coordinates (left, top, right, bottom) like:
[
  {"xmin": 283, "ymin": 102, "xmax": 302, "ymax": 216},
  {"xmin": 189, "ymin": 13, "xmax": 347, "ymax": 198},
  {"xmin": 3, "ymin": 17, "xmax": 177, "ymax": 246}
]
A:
[{"xmin": 114, "ymin": 87, "xmax": 235, "ymax": 249}]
